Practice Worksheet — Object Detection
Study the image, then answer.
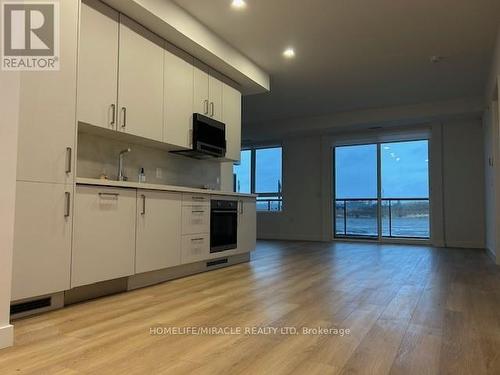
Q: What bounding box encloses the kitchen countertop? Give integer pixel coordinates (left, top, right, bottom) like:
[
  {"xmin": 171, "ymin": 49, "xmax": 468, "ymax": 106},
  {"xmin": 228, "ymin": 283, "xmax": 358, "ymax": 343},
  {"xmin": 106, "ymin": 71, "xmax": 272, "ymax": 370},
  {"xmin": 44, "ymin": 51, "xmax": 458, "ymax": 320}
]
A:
[{"xmin": 76, "ymin": 178, "xmax": 257, "ymax": 198}]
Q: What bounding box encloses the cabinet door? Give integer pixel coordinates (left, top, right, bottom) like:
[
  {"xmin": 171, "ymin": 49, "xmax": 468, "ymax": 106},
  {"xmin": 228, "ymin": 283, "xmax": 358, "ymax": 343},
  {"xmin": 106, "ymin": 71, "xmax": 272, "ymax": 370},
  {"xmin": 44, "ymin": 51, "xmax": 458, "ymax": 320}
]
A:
[
  {"xmin": 16, "ymin": 0, "xmax": 78, "ymax": 185},
  {"xmin": 72, "ymin": 186, "xmax": 136, "ymax": 287},
  {"xmin": 12, "ymin": 182, "xmax": 72, "ymax": 301},
  {"xmin": 164, "ymin": 43, "xmax": 194, "ymax": 149},
  {"xmin": 118, "ymin": 15, "xmax": 164, "ymax": 142},
  {"xmin": 222, "ymin": 83, "xmax": 242, "ymax": 161},
  {"xmin": 208, "ymin": 72, "xmax": 223, "ymax": 121},
  {"xmin": 237, "ymin": 198, "xmax": 256, "ymax": 254},
  {"xmin": 77, "ymin": 0, "xmax": 119, "ymax": 130},
  {"xmin": 193, "ymin": 60, "xmax": 209, "ymax": 116},
  {"xmin": 136, "ymin": 190, "xmax": 182, "ymax": 273}
]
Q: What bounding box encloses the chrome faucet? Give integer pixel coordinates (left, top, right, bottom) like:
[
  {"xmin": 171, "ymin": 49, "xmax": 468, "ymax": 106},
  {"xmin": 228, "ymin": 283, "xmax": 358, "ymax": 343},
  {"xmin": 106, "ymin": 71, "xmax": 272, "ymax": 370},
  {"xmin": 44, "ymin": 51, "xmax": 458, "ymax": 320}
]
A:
[{"xmin": 118, "ymin": 148, "xmax": 131, "ymax": 181}]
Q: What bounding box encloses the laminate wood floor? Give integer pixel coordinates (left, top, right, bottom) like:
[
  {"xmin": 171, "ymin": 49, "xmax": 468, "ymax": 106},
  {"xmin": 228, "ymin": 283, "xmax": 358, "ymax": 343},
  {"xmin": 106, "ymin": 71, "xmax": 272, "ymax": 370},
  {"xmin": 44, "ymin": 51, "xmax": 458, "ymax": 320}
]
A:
[{"xmin": 1, "ymin": 241, "xmax": 500, "ymax": 374}]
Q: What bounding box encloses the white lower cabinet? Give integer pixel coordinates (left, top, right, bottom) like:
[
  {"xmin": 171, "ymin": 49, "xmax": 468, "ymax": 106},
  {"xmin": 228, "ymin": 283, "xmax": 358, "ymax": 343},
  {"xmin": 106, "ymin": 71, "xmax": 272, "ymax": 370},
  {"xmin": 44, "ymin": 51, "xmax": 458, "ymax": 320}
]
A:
[
  {"xmin": 12, "ymin": 182, "xmax": 73, "ymax": 301},
  {"xmin": 181, "ymin": 234, "xmax": 210, "ymax": 264},
  {"xmin": 72, "ymin": 186, "xmax": 136, "ymax": 287},
  {"xmin": 136, "ymin": 190, "xmax": 182, "ymax": 273},
  {"xmin": 237, "ymin": 198, "xmax": 257, "ymax": 254}
]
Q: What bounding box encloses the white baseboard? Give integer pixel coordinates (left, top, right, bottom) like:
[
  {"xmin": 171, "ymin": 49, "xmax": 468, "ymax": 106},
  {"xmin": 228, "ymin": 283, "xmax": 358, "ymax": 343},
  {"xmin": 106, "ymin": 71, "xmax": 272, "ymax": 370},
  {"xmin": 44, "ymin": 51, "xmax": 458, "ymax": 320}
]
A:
[{"xmin": 0, "ymin": 324, "xmax": 14, "ymax": 349}]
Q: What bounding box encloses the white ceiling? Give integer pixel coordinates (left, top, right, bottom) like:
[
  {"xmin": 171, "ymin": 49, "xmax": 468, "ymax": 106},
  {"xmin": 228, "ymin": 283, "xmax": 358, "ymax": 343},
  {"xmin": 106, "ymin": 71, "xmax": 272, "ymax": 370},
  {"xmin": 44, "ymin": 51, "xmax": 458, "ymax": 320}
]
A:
[{"xmin": 173, "ymin": 0, "xmax": 500, "ymax": 126}]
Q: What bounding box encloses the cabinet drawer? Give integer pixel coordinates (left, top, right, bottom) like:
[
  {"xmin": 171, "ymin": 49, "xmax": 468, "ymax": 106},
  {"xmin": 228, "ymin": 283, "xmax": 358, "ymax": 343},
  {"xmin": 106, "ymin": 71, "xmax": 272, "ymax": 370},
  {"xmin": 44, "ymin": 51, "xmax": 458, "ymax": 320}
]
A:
[
  {"xmin": 182, "ymin": 193, "xmax": 209, "ymax": 206},
  {"xmin": 181, "ymin": 234, "xmax": 209, "ymax": 264},
  {"xmin": 182, "ymin": 205, "xmax": 209, "ymax": 234}
]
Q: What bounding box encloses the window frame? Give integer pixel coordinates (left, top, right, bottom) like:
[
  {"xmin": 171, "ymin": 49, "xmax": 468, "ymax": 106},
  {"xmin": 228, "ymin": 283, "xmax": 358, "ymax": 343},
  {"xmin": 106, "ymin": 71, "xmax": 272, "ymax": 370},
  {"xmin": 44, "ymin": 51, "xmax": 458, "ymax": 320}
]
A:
[{"xmin": 234, "ymin": 145, "xmax": 283, "ymax": 212}]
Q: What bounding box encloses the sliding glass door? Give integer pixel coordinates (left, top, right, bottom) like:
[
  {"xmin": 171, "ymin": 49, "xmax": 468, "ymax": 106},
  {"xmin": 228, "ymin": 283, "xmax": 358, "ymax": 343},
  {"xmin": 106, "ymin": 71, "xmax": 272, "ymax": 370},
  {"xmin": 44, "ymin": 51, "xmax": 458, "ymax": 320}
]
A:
[
  {"xmin": 380, "ymin": 141, "xmax": 430, "ymax": 238},
  {"xmin": 334, "ymin": 140, "xmax": 430, "ymax": 240}
]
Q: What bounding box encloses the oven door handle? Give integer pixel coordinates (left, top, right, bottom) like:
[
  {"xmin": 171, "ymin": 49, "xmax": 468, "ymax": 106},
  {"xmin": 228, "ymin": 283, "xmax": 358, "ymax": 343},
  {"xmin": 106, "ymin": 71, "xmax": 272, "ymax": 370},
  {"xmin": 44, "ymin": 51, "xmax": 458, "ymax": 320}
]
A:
[{"xmin": 211, "ymin": 210, "xmax": 238, "ymax": 214}]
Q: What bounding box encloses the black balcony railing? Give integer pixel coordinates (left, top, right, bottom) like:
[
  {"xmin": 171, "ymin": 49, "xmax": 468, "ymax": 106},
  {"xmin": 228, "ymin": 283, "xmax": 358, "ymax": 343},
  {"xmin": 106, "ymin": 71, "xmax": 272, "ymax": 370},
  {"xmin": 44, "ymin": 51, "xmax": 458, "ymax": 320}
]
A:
[
  {"xmin": 257, "ymin": 196, "xmax": 283, "ymax": 212},
  {"xmin": 335, "ymin": 198, "xmax": 430, "ymax": 239}
]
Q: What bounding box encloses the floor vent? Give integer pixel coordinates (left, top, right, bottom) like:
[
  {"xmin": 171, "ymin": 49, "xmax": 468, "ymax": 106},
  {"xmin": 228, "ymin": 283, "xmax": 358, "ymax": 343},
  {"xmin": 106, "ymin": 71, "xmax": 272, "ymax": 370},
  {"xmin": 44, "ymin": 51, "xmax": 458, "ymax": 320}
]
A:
[
  {"xmin": 207, "ymin": 258, "xmax": 228, "ymax": 267},
  {"xmin": 11, "ymin": 297, "xmax": 51, "ymax": 315}
]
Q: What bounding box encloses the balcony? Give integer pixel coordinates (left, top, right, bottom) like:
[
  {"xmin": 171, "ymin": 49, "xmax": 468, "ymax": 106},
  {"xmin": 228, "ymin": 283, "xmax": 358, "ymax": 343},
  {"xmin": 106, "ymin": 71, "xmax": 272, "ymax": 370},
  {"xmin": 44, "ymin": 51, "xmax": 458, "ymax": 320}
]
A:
[
  {"xmin": 257, "ymin": 194, "xmax": 283, "ymax": 212},
  {"xmin": 335, "ymin": 198, "xmax": 430, "ymax": 239}
]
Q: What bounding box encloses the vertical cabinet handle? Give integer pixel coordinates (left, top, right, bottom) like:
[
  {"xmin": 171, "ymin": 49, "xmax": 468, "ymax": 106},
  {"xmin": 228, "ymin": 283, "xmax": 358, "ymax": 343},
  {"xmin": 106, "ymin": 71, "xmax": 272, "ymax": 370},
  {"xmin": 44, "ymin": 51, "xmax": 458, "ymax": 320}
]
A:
[
  {"xmin": 203, "ymin": 100, "xmax": 209, "ymax": 115},
  {"xmin": 64, "ymin": 192, "xmax": 71, "ymax": 217},
  {"xmin": 121, "ymin": 107, "xmax": 127, "ymax": 129},
  {"xmin": 65, "ymin": 147, "xmax": 72, "ymax": 174},
  {"xmin": 110, "ymin": 104, "xmax": 116, "ymax": 127},
  {"xmin": 141, "ymin": 194, "xmax": 146, "ymax": 215},
  {"xmin": 239, "ymin": 200, "xmax": 243, "ymax": 214},
  {"xmin": 210, "ymin": 102, "xmax": 214, "ymax": 117}
]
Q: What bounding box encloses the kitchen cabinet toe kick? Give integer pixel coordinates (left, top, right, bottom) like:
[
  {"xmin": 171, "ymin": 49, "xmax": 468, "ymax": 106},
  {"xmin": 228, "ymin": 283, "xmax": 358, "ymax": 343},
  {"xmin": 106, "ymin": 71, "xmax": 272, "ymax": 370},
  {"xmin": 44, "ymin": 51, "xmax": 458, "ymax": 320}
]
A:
[{"xmin": 11, "ymin": 252, "xmax": 250, "ymax": 319}]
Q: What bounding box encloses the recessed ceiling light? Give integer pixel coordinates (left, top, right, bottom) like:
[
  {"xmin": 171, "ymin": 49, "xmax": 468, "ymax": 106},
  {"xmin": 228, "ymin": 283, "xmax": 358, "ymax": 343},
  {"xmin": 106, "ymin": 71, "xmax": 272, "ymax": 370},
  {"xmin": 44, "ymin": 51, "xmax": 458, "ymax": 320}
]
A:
[
  {"xmin": 283, "ymin": 48, "xmax": 295, "ymax": 58},
  {"xmin": 231, "ymin": 0, "xmax": 246, "ymax": 9}
]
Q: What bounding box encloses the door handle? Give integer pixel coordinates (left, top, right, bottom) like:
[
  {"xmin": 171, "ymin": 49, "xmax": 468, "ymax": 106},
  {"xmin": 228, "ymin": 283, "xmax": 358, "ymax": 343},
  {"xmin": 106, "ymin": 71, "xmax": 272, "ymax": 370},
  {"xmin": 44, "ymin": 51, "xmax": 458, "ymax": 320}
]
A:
[
  {"xmin": 203, "ymin": 100, "xmax": 209, "ymax": 115},
  {"xmin": 65, "ymin": 147, "xmax": 72, "ymax": 174},
  {"xmin": 64, "ymin": 192, "xmax": 71, "ymax": 217},
  {"xmin": 141, "ymin": 194, "xmax": 146, "ymax": 215},
  {"xmin": 210, "ymin": 102, "xmax": 214, "ymax": 117},
  {"xmin": 239, "ymin": 200, "xmax": 243, "ymax": 214},
  {"xmin": 110, "ymin": 104, "xmax": 116, "ymax": 127},
  {"xmin": 121, "ymin": 107, "xmax": 127, "ymax": 129},
  {"xmin": 99, "ymin": 192, "xmax": 119, "ymax": 198}
]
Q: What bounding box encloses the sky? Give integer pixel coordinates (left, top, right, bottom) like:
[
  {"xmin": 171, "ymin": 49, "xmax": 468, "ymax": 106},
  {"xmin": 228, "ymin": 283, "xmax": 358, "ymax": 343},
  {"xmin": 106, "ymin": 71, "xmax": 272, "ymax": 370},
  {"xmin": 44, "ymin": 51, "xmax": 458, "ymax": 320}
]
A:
[
  {"xmin": 233, "ymin": 147, "xmax": 282, "ymax": 194},
  {"xmin": 336, "ymin": 140, "xmax": 429, "ymax": 199}
]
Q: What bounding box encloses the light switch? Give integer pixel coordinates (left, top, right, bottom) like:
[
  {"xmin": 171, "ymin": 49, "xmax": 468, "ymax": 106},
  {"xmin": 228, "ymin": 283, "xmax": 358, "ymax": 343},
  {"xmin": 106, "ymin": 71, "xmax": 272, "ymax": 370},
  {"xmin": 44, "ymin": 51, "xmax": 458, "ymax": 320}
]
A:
[{"xmin": 156, "ymin": 168, "xmax": 163, "ymax": 179}]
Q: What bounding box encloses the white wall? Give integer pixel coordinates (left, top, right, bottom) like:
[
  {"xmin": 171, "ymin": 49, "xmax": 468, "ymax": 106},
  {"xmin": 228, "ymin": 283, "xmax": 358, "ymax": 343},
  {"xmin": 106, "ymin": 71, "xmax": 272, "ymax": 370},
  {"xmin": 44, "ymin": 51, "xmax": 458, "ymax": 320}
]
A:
[
  {"xmin": 483, "ymin": 101, "xmax": 499, "ymax": 260},
  {"xmin": 256, "ymin": 120, "xmax": 486, "ymax": 250},
  {"xmin": 0, "ymin": 71, "xmax": 19, "ymax": 348},
  {"xmin": 486, "ymin": 26, "xmax": 500, "ymax": 101},
  {"xmin": 483, "ymin": 23, "xmax": 500, "ymax": 263},
  {"xmin": 257, "ymin": 136, "xmax": 324, "ymax": 241},
  {"xmin": 442, "ymin": 119, "xmax": 485, "ymax": 248}
]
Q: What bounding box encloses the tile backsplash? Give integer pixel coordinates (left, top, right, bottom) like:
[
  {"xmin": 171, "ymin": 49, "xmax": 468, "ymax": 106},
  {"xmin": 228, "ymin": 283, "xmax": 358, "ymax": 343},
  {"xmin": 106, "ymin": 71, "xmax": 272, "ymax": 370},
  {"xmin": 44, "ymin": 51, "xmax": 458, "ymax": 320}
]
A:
[{"xmin": 77, "ymin": 132, "xmax": 233, "ymax": 190}]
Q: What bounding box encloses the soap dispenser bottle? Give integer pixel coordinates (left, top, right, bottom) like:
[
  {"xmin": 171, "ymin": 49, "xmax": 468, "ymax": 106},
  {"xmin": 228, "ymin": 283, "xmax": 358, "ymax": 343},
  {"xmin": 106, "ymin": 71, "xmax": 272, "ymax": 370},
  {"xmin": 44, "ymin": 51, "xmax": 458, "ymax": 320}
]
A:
[{"xmin": 138, "ymin": 168, "xmax": 146, "ymax": 183}]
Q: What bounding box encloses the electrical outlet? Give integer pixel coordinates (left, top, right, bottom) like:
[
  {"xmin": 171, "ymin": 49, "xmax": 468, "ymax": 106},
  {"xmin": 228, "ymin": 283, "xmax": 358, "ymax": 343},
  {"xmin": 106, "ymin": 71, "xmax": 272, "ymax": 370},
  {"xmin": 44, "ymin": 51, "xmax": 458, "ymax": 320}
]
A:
[{"xmin": 156, "ymin": 168, "xmax": 162, "ymax": 179}]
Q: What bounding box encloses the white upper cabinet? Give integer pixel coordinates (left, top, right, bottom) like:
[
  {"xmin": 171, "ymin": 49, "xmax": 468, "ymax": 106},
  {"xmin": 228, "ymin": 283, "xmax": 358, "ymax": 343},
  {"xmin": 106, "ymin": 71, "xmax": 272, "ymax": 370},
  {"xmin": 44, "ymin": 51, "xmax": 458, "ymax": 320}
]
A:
[
  {"xmin": 164, "ymin": 43, "xmax": 194, "ymax": 149},
  {"xmin": 118, "ymin": 15, "xmax": 164, "ymax": 142},
  {"xmin": 136, "ymin": 190, "xmax": 182, "ymax": 274},
  {"xmin": 76, "ymin": 1, "xmax": 242, "ymax": 155},
  {"xmin": 209, "ymin": 72, "xmax": 223, "ymax": 121},
  {"xmin": 223, "ymin": 83, "xmax": 242, "ymax": 161},
  {"xmin": 77, "ymin": 0, "xmax": 119, "ymax": 131},
  {"xmin": 193, "ymin": 60, "xmax": 223, "ymax": 121},
  {"xmin": 16, "ymin": 0, "xmax": 78, "ymax": 185},
  {"xmin": 193, "ymin": 60, "xmax": 210, "ymax": 116}
]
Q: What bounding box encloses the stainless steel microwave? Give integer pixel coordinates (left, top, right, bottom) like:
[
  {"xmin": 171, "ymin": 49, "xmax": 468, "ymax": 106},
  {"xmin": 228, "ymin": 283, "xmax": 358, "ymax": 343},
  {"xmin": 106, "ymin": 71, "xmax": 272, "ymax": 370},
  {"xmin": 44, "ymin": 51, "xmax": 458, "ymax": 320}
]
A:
[{"xmin": 171, "ymin": 113, "xmax": 226, "ymax": 159}]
